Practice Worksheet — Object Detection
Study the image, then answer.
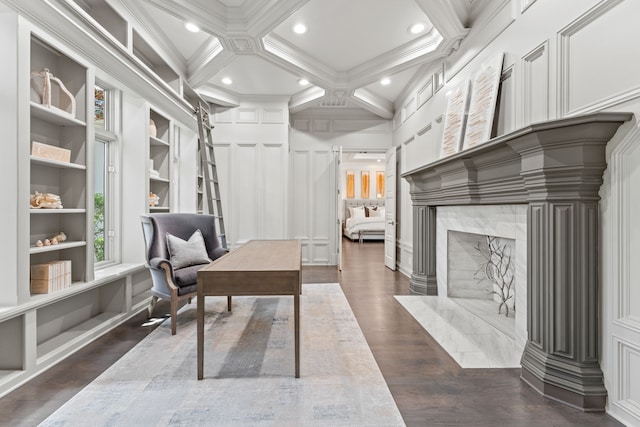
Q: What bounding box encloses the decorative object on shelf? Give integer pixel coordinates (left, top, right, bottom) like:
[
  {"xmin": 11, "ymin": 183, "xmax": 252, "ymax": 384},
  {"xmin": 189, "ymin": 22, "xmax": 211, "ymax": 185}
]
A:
[
  {"xmin": 30, "ymin": 260, "xmax": 72, "ymax": 294},
  {"xmin": 31, "ymin": 141, "xmax": 71, "ymax": 163},
  {"xmin": 149, "ymin": 119, "xmax": 157, "ymax": 138},
  {"xmin": 30, "ymin": 191, "xmax": 63, "ymax": 209},
  {"xmin": 49, "ymin": 231, "xmax": 67, "ymax": 245},
  {"xmin": 440, "ymin": 80, "xmax": 470, "ymax": 157},
  {"xmin": 149, "ymin": 192, "xmax": 160, "ymax": 207},
  {"xmin": 34, "ymin": 235, "xmax": 67, "ymax": 247},
  {"xmin": 376, "ymin": 171, "xmax": 385, "ymax": 199},
  {"xmin": 462, "ymin": 54, "xmax": 504, "ymax": 150},
  {"xmin": 30, "ymin": 68, "xmax": 76, "ymax": 117},
  {"xmin": 474, "ymin": 235, "xmax": 515, "ymax": 317},
  {"xmin": 361, "ymin": 171, "xmax": 370, "ymax": 199},
  {"xmin": 346, "ymin": 171, "xmax": 355, "ymax": 199}
]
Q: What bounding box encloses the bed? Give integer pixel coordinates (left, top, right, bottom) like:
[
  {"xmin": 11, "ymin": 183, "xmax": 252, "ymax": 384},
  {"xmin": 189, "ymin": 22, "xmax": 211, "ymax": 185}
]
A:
[{"xmin": 343, "ymin": 199, "xmax": 386, "ymax": 242}]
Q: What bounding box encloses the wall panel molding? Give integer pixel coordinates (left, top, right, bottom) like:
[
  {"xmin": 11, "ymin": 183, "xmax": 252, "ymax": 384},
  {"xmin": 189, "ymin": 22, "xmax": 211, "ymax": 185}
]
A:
[
  {"xmin": 417, "ymin": 77, "xmax": 434, "ymax": 108},
  {"xmin": 262, "ymin": 108, "xmax": 284, "ymax": 124},
  {"xmin": 603, "ymin": 122, "xmax": 640, "ymax": 424},
  {"xmin": 496, "ymin": 65, "xmax": 517, "ymax": 135},
  {"xmin": 522, "ymin": 40, "xmax": 549, "ymax": 126},
  {"xmin": 557, "ymin": 0, "xmax": 640, "ymax": 117},
  {"xmin": 236, "ymin": 108, "xmax": 258, "ymax": 123}
]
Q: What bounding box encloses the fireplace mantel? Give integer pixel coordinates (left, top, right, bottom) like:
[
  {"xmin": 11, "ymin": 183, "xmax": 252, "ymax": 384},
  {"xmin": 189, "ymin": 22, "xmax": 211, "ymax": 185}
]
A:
[{"xmin": 401, "ymin": 112, "xmax": 632, "ymax": 412}]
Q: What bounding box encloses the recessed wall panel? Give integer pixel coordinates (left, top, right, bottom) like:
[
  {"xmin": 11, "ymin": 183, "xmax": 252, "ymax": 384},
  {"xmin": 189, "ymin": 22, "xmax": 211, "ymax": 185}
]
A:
[
  {"xmin": 292, "ymin": 151, "xmax": 309, "ymax": 240},
  {"xmin": 561, "ymin": 0, "xmax": 640, "ymax": 114},
  {"xmin": 312, "ymin": 151, "xmax": 332, "ymax": 240},
  {"xmin": 236, "ymin": 144, "xmax": 258, "ymax": 241},
  {"xmin": 262, "ymin": 144, "xmax": 285, "ymax": 238}
]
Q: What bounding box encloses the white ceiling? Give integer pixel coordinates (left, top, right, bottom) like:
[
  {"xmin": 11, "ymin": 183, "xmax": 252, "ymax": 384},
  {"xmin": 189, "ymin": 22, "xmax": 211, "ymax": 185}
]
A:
[{"xmin": 109, "ymin": 0, "xmax": 478, "ymax": 117}]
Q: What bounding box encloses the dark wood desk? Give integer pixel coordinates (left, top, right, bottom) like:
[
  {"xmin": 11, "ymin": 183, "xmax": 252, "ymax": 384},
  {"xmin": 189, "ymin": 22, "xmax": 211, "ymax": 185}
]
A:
[{"xmin": 197, "ymin": 240, "xmax": 302, "ymax": 379}]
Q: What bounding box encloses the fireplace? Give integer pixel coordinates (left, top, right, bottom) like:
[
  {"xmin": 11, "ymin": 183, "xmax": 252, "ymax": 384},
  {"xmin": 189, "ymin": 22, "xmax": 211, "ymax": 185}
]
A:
[
  {"xmin": 438, "ymin": 205, "xmax": 527, "ymax": 354},
  {"xmin": 402, "ymin": 112, "xmax": 632, "ymax": 412}
]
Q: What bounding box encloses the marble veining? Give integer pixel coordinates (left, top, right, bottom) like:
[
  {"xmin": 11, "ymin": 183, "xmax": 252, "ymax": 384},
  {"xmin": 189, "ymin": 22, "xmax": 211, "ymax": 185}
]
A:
[
  {"xmin": 436, "ymin": 205, "xmax": 528, "ymax": 354},
  {"xmin": 395, "ymin": 295, "xmax": 522, "ymax": 368}
]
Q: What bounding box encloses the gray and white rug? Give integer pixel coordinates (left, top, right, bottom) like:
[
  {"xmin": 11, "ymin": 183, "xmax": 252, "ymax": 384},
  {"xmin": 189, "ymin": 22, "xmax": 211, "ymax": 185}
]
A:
[{"xmin": 41, "ymin": 283, "xmax": 405, "ymax": 426}]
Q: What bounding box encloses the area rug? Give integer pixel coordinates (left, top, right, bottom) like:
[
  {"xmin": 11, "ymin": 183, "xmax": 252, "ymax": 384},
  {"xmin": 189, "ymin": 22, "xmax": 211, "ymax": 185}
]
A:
[{"xmin": 41, "ymin": 284, "xmax": 405, "ymax": 426}]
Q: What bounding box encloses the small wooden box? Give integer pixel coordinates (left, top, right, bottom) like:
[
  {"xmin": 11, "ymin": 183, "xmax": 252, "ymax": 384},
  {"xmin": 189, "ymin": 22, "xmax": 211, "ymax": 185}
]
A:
[
  {"xmin": 30, "ymin": 261, "xmax": 72, "ymax": 294},
  {"xmin": 31, "ymin": 141, "xmax": 71, "ymax": 163}
]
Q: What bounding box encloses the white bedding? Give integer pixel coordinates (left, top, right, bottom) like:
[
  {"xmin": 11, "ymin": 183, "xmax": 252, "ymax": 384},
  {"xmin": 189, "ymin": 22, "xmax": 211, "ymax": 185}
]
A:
[{"xmin": 345, "ymin": 216, "xmax": 386, "ymax": 234}]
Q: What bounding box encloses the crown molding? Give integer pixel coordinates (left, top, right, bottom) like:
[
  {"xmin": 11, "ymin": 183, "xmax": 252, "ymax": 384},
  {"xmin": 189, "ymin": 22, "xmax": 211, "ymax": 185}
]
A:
[
  {"xmin": 198, "ymin": 83, "xmax": 241, "ymax": 107},
  {"xmin": 244, "ymin": 0, "xmax": 311, "ymax": 38},
  {"xmin": 139, "ymin": 0, "xmax": 227, "ymax": 35},
  {"xmin": 187, "ymin": 38, "xmax": 234, "ymax": 88},
  {"xmin": 261, "ymin": 33, "xmax": 339, "ymax": 87},
  {"xmin": 289, "ymin": 86, "xmax": 326, "ymax": 113},
  {"xmin": 415, "ymin": 0, "xmax": 469, "ymax": 40},
  {"xmin": 114, "ymin": 0, "xmax": 187, "ymax": 76},
  {"xmin": 352, "ymin": 88, "xmax": 394, "ymax": 119},
  {"xmin": 347, "ymin": 30, "xmax": 445, "ymax": 88}
]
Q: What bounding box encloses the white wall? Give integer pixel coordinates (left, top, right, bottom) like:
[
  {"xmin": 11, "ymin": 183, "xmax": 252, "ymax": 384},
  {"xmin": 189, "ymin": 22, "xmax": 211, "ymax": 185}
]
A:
[
  {"xmin": 290, "ymin": 109, "xmax": 392, "ymax": 264},
  {"xmin": 392, "ymin": 0, "xmax": 640, "ymax": 423},
  {"xmin": 212, "ymin": 98, "xmax": 290, "ymax": 249}
]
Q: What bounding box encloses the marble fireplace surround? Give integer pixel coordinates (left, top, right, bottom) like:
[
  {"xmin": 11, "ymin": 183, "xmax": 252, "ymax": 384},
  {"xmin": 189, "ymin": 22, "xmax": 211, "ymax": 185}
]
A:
[
  {"xmin": 437, "ymin": 205, "xmax": 527, "ymax": 355},
  {"xmin": 402, "ymin": 112, "xmax": 632, "ymax": 412}
]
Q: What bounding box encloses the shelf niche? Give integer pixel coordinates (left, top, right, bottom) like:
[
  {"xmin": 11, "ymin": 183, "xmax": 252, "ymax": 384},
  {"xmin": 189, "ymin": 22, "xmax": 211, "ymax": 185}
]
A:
[{"xmin": 29, "ymin": 34, "xmax": 89, "ymax": 292}]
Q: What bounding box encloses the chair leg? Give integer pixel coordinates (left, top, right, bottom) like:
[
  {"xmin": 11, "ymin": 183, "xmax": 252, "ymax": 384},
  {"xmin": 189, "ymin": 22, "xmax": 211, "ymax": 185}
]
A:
[
  {"xmin": 171, "ymin": 297, "xmax": 178, "ymax": 335},
  {"xmin": 148, "ymin": 296, "xmax": 159, "ymax": 318},
  {"xmin": 187, "ymin": 297, "xmax": 192, "ymax": 304},
  {"xmin": 227, "ymin": 296, "xmax": 232, "ymax": 312}
]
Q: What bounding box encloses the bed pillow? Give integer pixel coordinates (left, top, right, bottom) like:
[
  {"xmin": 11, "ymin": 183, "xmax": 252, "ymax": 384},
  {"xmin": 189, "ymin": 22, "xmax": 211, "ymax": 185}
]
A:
[
  {"xmin": 349, "ymin": 206, "xmax": 366, "ymax": 219},
  {"xmin": 365, "ymin": 206, "xmax": 377, "ymax": 217},
  {"xmin": 166, "ymin": 229, "xmax": 212, "ymax": 269},
  {"xmin": 369, "ymin": 207, "xmax": 385, "ymax": 217}
]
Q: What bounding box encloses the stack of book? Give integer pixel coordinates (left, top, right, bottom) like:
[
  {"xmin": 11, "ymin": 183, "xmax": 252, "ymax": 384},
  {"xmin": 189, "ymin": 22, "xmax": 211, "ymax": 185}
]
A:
[{"xmin": 30, "ymin": 260, "xmax": 72, "ymax": 294}]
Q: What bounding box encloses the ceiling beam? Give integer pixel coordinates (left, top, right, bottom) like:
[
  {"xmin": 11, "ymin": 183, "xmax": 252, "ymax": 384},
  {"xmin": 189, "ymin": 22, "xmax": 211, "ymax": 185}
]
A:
[
  {"xmin": 289, "ymin": 86, "xmax": 326, "ymax": 113},
  {"xmin": 351, "ymin": 88, "xmax": 394, "ymax": 119}
]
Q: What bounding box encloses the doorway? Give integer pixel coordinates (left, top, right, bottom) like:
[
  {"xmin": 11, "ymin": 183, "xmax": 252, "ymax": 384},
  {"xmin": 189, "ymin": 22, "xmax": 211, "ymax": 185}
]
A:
[{"xmin": 338, "ymin": 150, "xmax": 387, "ymax": 269}]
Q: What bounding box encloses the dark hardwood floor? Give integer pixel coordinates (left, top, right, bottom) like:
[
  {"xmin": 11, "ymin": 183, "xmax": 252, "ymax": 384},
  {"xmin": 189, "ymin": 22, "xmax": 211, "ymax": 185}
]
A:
[{"xmin": 0, "ymin": 239, "xmax": 623, "ymax": 426}]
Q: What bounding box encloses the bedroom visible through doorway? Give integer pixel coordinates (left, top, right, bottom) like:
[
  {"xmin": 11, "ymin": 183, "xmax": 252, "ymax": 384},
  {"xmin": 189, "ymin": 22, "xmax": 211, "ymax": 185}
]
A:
[{"xmin": 339, "ymin": 150, "xmax": 387, "ymax": 268}]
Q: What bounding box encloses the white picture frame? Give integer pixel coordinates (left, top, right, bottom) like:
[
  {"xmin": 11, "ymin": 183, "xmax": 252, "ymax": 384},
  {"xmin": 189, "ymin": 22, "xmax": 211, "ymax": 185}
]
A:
[
  {"xmin": 462, "ymin": 54, "xmax": 505, "ymax": 150},
  {"xmin": 440, "ymin": 81, "xmax": 470, "ymax": 158}
]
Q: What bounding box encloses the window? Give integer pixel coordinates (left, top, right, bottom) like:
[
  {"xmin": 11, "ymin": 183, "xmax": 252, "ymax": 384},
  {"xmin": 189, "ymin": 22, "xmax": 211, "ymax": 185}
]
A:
[{"xmin": 94, "ymin": 85, "xmax": 118, "ymax": 266}]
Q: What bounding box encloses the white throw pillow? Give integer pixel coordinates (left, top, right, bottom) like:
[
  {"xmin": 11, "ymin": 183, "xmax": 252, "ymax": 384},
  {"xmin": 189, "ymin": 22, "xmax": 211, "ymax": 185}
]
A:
[
  {"xmin": 166, "ymin": 229, "xmax": 212, "ymax": 269},
  {"xmin": 369, "ymin": 207, "xmax": 385, "ymax": 217},
  {"xmin": 350, "ymin": 206, "xmax": 366, "ymax": 219}
]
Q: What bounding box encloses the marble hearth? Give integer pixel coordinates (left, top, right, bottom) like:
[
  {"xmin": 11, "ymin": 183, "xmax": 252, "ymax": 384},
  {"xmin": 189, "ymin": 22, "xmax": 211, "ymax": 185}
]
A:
[{"xmin": 402, "ymin": 112, "xmax": 632, "ymax": 412}]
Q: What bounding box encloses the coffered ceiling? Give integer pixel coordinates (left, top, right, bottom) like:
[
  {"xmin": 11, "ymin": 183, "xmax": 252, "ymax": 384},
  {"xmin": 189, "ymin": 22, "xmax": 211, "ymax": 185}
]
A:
[{"xmin": 110, "ymin": 0, "xmax": 478, "ymax": 118}]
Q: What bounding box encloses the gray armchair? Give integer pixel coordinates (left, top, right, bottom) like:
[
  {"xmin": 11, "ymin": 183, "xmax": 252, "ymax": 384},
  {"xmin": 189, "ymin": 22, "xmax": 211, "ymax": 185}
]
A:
[{"xmin": 141, "ymin": 213, "xmax": 229, "ymax": 335}]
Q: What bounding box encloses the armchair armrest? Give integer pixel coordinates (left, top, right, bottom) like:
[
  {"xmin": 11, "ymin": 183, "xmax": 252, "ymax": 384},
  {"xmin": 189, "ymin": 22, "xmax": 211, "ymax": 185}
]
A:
[
  {"xmin": 149, "ymin": 256, "xmax": 179, "ymax": 291},
  {"xmin": 149, "ymin": 256, "xmax": 172, "ymax": 270}
]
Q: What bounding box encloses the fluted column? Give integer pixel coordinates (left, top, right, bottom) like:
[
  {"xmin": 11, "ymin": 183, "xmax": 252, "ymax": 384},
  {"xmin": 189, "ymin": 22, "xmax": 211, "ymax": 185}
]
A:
[{"xmin": 410, "ymin": 205, "xmax": 437, "ymax": 295}]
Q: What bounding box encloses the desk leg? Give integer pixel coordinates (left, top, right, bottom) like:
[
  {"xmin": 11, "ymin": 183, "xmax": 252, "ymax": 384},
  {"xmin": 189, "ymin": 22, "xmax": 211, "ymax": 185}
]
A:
[
  {"xmin": 294, "ymin": 291, "xmax": 300, "ymax": 378},
  {"xmin": 197, "ymin": 294, "xmax": 204, "ymax": 380}
]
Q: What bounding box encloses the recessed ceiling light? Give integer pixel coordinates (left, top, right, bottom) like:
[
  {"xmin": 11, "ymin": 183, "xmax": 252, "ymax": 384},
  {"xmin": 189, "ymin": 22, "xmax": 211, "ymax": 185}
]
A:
[
  {"xmin": 409, "ymin": 22, "xmax": 425, "ymax": 34},
  {"xmin": 222, "ymin": 77, "xmax": 232, "ymax": 85},
  {"xmin": 185, "ymin": 22, "xmax": 200, "ymax": 33},
  {"xmin": 380, "ymin": 78, "xmax": 391, "ymax": 86},
  {"xmin": 293, "ymin": 23, "xmax": 307, "ymax": 34},
  {"xmin": 298, "ymin": 78, "xmax": 309, "ymax": 86}
]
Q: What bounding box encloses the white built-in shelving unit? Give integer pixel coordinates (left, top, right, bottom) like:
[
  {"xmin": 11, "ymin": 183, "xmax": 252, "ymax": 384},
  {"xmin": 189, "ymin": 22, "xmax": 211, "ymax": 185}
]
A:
[
  {"xmin": 148, "ymin": 108, "xmax": 171, "ymax": 212},
  {"xmin": 0, "ymin": 26, "xmax": 152, "ymax": 399}
]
